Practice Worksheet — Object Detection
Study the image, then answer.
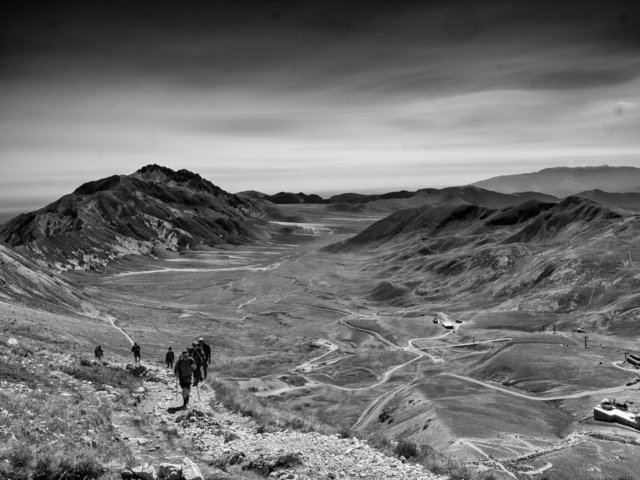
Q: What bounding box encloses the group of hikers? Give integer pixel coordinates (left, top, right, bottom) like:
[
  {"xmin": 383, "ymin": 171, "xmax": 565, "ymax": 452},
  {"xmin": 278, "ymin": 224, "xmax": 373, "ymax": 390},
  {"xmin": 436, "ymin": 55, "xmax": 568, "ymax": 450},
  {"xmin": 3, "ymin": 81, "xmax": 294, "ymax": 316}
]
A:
[
  {"xmin": 93, "ymin": 337, "xmax": 212, "ymax": 409},
  {"xmin": 172, "ymin": 338, "xmax": 211, "ymax": 408}
]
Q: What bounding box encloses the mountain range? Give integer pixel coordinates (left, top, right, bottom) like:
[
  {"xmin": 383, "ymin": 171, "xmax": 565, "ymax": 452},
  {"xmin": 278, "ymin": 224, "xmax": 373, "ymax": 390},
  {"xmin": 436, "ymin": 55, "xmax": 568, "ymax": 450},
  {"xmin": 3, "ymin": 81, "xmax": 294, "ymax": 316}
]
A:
[
  {"xmin": 0, "ymin": 164, "xmax": 268, "ymax": 271},
  {"xmin": 240, "ymin": 165, "xmax": 640, "ymax": 210},
  {"xmin": 325, "ymin": 195, "xmax": 639, "ymax": 316},
  {"xmin": 472, "ymin": 165, "xmax": 640, "ymax": 197}
]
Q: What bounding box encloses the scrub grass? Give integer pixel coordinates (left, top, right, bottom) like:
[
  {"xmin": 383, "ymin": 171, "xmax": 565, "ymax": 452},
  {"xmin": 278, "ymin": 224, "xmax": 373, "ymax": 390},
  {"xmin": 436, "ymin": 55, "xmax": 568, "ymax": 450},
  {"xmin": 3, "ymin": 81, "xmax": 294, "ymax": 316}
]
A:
[{"xmin": 0, "ymin": 336, "xmax": 140, "ymax": 479}]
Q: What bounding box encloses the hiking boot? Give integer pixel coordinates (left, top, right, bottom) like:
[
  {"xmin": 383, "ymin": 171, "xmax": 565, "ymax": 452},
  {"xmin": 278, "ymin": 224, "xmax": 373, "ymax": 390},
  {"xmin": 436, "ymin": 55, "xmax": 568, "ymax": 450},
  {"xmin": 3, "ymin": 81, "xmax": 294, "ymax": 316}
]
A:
[{"xmin": 183, "ymin": 395, "xmax": 189, "ymax": 407}]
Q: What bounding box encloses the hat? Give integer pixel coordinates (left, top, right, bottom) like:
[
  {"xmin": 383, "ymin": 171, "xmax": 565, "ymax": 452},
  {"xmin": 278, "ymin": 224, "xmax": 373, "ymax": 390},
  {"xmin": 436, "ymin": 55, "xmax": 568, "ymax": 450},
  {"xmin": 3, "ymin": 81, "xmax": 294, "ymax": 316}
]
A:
[
  {"xmin": 168, "ymin": 346, "xmax": 172, "ymax": 350},
  {"xmin": 181, "ymin": 351, "xmax": 188, "ymax": 355}
]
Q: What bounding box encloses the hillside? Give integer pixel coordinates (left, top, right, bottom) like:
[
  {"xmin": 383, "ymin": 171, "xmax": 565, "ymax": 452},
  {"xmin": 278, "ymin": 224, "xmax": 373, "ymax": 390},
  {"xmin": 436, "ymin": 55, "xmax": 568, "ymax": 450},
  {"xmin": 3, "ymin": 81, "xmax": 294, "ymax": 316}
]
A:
[
  {"xmin": 325, "ymin": 197, "xmax": 640, "ymax": 314},
  {"xmin": 575, "ymin": 189, "xmax": 640, "ymax": 211},
  {"xmin": 0, "ymin": 243, "xmax": 83, "ymax": 309},
  {"xmin": 0, "ymin": 165, "xmax": 269, "ymax": 271},
  {"xmin": 472, "ymin": 165, "xmax": 640, "ymax": 197},
  {"xmin": 0, "ymin": 307, "xmax": 445, "ymax": 480}
]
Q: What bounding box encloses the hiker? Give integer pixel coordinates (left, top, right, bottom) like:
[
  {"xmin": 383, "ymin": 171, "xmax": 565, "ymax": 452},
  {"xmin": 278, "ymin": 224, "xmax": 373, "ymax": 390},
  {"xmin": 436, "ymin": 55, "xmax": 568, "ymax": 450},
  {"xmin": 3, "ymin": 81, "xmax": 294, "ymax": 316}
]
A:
[
  {"xmin": 174, "ymin": 351, "xmax": 196, "ymax": 408},
  {"xmin": 165, "ymin": 346, "xmax": 175, "ymax": 369},
  {"xmin": 198, "ymin": 338, "xmax": 211, "ymax": 380},
  {"xmin": 187, "ymin": 342, "xmax": 204, "ymax": 386},
  {"xmin": 94, "ymin": 345, "xmax": 103, "ymax": 360},
  {"xmin": 131, "ymin": 342, "xmax": 141, "ymax": 363}
]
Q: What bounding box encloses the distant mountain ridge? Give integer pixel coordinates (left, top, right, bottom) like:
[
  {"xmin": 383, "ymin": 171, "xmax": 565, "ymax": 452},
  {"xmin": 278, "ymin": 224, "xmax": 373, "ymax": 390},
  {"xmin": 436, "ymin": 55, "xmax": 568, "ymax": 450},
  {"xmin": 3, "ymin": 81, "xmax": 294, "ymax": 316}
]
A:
[
  {"xmin": 0, "ymin": 164, "xmax": 268, "ymax": 271},
  {"xmin": 239, "ymin": 186, "xmax": 557, "ymax": 211},
  {"xmin": 325, "ymin": 196, "xmax": 638, "ymax": 313},
  {"xmin": 575, "ymin": 189, "xmax": 640, "ymax": 211},
  {"xmin": 472, "ymin": 165, "xmax": 640, "ymax": 197}
]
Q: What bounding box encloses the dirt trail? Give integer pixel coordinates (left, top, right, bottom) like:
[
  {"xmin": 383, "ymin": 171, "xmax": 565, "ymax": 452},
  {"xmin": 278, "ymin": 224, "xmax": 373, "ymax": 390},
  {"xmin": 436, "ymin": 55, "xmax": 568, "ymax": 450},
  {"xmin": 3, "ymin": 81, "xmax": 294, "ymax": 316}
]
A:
[
  {"xmin": 457, "ymin": 440, "xmax": 518, "ymax": 479},
  {"xmin": 441, "ymin": 373, "xmax": 634, "ymax": 401},
  {"xmin": 105, "ymin": 314, "xmax": 135, "ymax": 346}
]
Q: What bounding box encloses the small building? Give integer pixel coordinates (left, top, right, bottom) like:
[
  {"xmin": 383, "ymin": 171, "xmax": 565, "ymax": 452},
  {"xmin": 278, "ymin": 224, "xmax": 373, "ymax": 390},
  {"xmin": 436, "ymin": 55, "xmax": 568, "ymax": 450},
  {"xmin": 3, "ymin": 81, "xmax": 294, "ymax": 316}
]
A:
[
  {"xmin": 441, "ymin": 321, "xmax": 454, "ymax": 329},
  {"xmin": 594, "ymin": 398, "xmax": 640, "ymax": 430},
  {"xmin": 627, "ymin": 354, "xmax": 640, "ymax": 368}
]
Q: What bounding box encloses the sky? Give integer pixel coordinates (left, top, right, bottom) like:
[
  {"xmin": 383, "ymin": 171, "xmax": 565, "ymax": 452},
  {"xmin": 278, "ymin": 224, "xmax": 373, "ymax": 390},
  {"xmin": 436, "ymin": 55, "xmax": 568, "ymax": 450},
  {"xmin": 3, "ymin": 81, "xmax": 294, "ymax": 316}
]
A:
[{"xmin": 1, "ymin": 0, "xmax": 640, "ymax": 212}]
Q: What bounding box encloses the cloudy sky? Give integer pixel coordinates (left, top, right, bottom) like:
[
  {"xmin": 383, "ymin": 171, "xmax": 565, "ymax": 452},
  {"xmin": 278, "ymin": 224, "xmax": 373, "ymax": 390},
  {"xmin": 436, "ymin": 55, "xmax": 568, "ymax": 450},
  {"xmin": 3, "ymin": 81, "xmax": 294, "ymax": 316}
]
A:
[{"xmin": 1, "ymin": 0, "xmax": 640, "ymax": 211}]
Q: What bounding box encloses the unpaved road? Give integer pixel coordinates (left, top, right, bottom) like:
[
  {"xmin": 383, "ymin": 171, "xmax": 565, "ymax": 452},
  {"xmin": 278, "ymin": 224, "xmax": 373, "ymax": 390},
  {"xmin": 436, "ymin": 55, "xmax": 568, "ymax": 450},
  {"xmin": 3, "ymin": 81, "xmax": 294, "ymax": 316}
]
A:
[{"xmin": 441, "ymin": 373, "xmax": 635, "ymax": 401}]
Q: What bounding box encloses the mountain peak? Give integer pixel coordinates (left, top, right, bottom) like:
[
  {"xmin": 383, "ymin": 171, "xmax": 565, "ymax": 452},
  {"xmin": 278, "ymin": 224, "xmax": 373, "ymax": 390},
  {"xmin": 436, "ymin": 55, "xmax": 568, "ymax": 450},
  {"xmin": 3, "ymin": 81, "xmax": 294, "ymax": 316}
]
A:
[
  {"xmin": 133, "ymin": 164, "xmax": 223, "ymax": 196},
  {"xmin": 0, "ymin": 165, "xmax": 266, "ymax": 270}
]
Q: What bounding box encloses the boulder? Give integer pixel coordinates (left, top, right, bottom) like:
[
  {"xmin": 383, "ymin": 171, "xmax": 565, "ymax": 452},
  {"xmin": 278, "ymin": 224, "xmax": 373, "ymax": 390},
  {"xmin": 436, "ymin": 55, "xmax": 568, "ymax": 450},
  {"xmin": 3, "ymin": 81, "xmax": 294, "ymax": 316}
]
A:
[
  {"xmin": 181, "ymin": 457, "xmax": 204, "ymax": 480},
  {"xmin": 157, "ymin": 463, "xmax": 181, "ymax": 480},
  {"xmin": 131, "ymin": 464, "xmax": 156, "ymax": 480}
]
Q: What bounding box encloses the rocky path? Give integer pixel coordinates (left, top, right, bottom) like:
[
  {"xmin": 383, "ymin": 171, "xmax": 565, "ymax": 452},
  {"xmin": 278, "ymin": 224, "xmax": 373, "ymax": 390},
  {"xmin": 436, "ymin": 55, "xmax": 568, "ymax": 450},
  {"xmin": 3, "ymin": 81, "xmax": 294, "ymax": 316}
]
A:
[{"xmin": 122, "ymin": 364, "xmax": 446, "ymax": 480}]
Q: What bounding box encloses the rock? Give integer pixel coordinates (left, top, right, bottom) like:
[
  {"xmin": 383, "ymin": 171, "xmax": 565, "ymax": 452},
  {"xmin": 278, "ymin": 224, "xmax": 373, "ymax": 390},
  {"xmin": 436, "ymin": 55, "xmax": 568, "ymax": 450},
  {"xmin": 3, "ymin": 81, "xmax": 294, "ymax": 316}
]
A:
[
  {"xmin": 157, "ymin": 463, "xmax": 181, "ymax": 480},
  {"xmin": 131, "ymin": 464, "xmax": 156, "ymax": 480},
  {"xmin": 181, "ymin": 457, "xmax": 204, "ymax": 480},
  {"xmin": 127, "ymin": 364, "xmax": 148, "ymax": 377},
  {"xmin": 120, "ymin": 469, "xmax": 135, "ymax": 479},
  {"xmin": 81, "ymin": 435, "xmax": 97, "ymax": 448},
  {"xmin": 7, "ymin": 338, "xmax": 19, "ymax": 346}
]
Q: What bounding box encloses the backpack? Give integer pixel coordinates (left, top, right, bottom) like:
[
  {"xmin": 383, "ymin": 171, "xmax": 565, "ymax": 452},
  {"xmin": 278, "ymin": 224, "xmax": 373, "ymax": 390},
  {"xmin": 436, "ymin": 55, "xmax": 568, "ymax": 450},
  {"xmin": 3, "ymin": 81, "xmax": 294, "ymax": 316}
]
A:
[
  {"xmin": 174, "ymin": 356, "xmax": 195, "ymax": 378},
  {"xmin": 188, "ymin": 347, "xmax": 202, "ymax": 367}
]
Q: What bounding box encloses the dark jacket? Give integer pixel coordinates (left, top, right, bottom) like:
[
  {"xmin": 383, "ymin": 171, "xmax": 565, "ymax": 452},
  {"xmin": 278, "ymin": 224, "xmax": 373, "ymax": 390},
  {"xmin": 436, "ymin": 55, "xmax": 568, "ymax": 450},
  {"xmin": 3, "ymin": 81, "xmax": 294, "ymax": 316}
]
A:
[
  {"xmin": 188, "ymin": 346, "xmax": 203, "ymax": 368},
  {"xmin": 165, "ymin": 350, "xmax": 175, "ymax": 363},
  {"xmin": 174, "ymin": 355, "xmax": 195, "ymax": 379},
  {"xmin": 131, "ymin": 344, "xmax": 141, "ymax": 355},
  {"xmin": 200, "ymin": 342, "xmax": 211, "ymax": 364}
]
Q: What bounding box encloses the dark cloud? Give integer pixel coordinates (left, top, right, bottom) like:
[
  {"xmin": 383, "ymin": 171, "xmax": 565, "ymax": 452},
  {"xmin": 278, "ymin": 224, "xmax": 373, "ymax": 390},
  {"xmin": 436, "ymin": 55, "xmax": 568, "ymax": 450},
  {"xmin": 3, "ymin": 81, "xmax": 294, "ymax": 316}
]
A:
[{"xmin": 2, "ymin": 0, "xmax": 639, "ymax": 93}]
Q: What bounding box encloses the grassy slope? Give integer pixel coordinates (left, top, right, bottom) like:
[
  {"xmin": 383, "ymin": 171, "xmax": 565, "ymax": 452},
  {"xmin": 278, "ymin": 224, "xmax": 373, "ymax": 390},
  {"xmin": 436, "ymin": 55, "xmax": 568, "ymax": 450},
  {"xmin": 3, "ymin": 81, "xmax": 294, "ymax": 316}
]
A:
[{"xmin": 0, "ymin": 333, "xmax": 140, "ymax": 480}]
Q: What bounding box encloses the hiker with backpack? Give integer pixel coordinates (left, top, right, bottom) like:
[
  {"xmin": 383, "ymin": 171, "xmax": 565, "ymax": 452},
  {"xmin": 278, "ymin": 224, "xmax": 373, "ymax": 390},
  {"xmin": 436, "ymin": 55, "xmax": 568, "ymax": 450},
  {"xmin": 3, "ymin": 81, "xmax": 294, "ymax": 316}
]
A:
[
  {"xmin": 131, "ymin": 342, "xmax": 141, "ymax": 363},
  {"xmin": 165, "ymin": 346, "xmax": 175, "ymax": 369},
  {"xmin": 187, "ymin": 342, "xmax": 204, "ymax": 386},
  {"xmin": 174, "ymin": 351, "xmax": 196, "ymax": 408},
  {"xmin": 198, "ymin": 338, "xmax": 211, "ymax": 380},
  {"xmin": 94, "ymin": 345, "xmax": 103, "ymax": 360}
]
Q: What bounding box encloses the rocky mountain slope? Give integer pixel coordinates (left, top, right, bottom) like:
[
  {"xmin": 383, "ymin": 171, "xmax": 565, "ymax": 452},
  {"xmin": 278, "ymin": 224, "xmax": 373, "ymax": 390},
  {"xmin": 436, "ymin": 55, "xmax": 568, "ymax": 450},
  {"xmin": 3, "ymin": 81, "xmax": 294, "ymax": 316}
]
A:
[
  {"xmin": 0, "ymin": 165, "xmax": 270, "ymax": 271},
  {"xmin": 0, "ymin": 326, "xmax": 445, "ymax": 480},
  {"xmin": 472, "ymin": 165, "xmax": 640, "ymax": 197},
  {"xmin": 325, "ymin": 196, "xmax": 640, "ymax": 315},
  {"xmin": 0, "ymin": 243, "xmax": 82, "ymax": 308}
]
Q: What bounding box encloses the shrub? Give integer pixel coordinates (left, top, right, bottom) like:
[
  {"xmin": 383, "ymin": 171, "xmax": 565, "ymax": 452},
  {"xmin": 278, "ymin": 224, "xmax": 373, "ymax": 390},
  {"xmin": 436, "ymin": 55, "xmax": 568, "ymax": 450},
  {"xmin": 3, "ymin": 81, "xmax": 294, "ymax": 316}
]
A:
[{"xmin": 395, "ymin": 439, "xmax": 419, "ymax": 459}]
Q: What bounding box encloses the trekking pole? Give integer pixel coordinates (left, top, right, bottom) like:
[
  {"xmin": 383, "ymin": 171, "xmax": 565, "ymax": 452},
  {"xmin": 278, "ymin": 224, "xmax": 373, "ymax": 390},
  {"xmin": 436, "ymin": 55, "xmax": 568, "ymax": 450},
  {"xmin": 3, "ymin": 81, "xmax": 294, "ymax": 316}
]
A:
[{"xmin": 196, "ymin": 383, "xmax": 201, "ymax": 402}]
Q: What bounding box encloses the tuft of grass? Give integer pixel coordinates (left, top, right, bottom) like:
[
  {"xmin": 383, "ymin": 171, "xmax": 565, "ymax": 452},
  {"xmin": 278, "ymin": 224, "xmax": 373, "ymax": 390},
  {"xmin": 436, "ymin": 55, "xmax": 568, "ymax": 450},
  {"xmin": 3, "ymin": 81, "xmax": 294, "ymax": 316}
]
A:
[{"xmin": 211, "ymin": 379, "xmax": 337, "ymax": 435}]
